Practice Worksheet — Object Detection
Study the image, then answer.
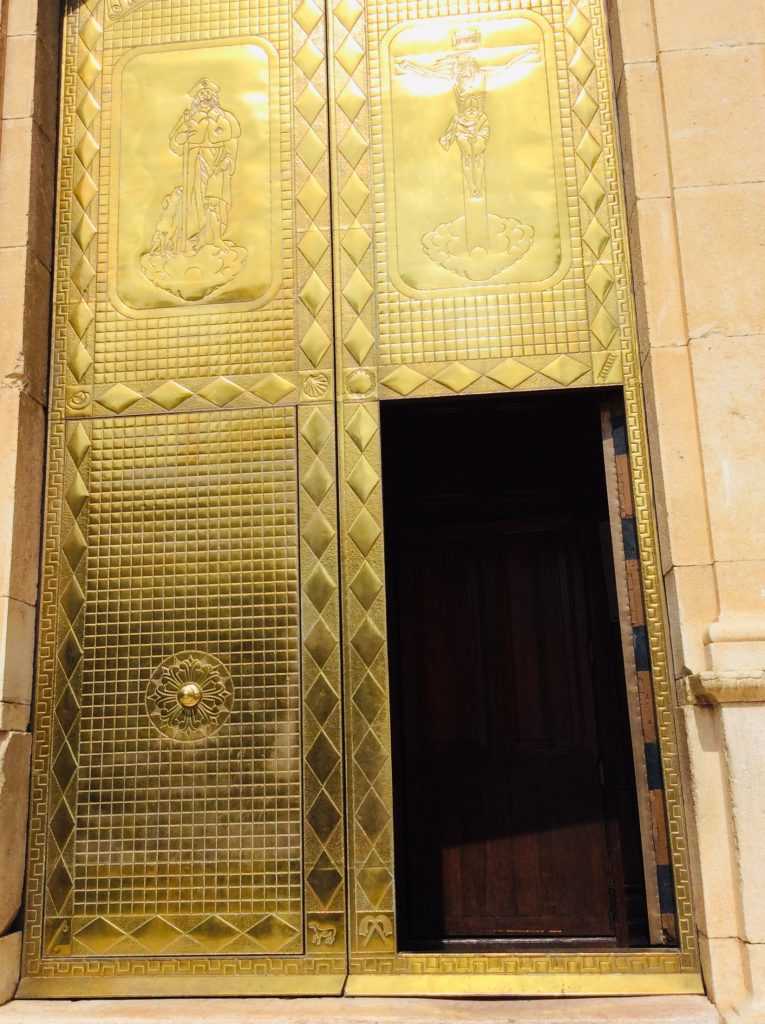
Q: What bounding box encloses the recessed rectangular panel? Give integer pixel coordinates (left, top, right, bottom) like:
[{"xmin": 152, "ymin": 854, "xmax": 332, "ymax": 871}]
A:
[
  {"xmin": 382, "ymin": 12, "xmax": 569, "ymax": 297},
  {"xmin": 111, "ymin": 39, "xmax": 280, "ymax": 316}
]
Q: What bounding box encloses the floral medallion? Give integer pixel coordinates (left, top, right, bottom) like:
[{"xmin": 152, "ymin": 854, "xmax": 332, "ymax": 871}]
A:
[{"xmin": 145, "ymin": 651, "xmax": 233, "ymax": 741}]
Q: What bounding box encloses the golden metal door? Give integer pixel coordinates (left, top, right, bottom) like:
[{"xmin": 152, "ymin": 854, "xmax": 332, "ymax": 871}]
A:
[
  {"xmin": 21, "ymin": 0, "xmax": 346, "ymax": 997},
  {"xmin": 21, "ymin": 0, "xmax": 702, "ymax": 1000},
  {"xmin": 327, "ymin": 0, "xmax": 702, "ymax": 997}
]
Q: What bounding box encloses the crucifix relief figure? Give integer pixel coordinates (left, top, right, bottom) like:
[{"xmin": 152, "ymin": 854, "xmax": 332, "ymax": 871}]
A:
[
  {"xmin": 140, "ymin": 79, "xmax": 248, "ymax": 302},
  {"xmin": 395, "ymin": 26, "xmax": 540, "ymax": 282}
]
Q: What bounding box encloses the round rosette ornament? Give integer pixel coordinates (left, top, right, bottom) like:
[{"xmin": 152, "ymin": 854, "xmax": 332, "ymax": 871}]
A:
[{"xmin": 145, "ymin": 651, "xmax": 233, "ymax": 741}]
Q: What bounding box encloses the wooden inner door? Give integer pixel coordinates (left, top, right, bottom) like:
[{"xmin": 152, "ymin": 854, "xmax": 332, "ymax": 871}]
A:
[{"xmin": 382, "ymin": 392, "xmax": 648, "ymax": 951}]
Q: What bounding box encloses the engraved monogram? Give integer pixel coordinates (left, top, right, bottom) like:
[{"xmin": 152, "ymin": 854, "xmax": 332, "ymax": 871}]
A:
[
  {"xmin": 140, "ymin": 79, "xmax": 248, "ymax": 302},
  {"xmin": 395, "ymin": 26, "xmax": 540, "ymax": 282}
]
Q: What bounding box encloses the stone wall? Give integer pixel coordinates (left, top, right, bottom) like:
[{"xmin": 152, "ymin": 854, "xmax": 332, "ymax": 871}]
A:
[
  {"xmin": 0, "ymin": 0, "xmax": 763, "ymax": 1015},
  {"xmin": 607, "ymin": 0, "xmax": 765, "ymax": 1019}
]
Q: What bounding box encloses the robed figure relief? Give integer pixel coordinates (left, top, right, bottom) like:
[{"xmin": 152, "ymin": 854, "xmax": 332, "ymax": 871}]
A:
[
  {"xmin": 396, "ymin": 26, "xmax": 540, "ymax": 281},
  {"xmin": 141, "ymin": 79, "xmax": 248, "ymax": 302}
]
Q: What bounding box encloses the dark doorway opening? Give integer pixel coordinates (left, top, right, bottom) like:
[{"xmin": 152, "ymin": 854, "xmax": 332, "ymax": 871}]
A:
[{"xmin": 381, "ymin": 390, "xmax": 650, "ymax": 952}]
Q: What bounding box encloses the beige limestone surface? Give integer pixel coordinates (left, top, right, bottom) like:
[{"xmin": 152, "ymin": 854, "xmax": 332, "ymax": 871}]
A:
[{"xmin": 0, "ymin": 997, "xmax": 722, "ymax": 1024}]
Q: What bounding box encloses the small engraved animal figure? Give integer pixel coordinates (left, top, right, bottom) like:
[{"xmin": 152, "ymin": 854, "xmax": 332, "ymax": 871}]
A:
[
  {"xmin": 358, "ymin": 914, "xmax": 392, "ymax": 947},
  {"xmin": 149, "ymin": 186, "xmax": 184, "ymax": 256},
  {"xmin": 308, "ymin": 921, "xmax": 337, "ymax": 946}
]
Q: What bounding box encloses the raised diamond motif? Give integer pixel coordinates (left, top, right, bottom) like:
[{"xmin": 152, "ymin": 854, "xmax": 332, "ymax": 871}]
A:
[
  {"xmin": 298, "ymin": 176, "xmax": 327, "ymax": 219},
  {"xmin": 356, "ymin": 790, "xmax": 388, "ymax": 840},
  {"xmin": 75, "ymin": 917, "xmax": 123, "ymax": 955},
  {"xmin": 350, "ymin": 563, "xmax": 382, "ymax": 609},
  {"xmin": 77, "ymin": 91, "xmax": 100, "ymax": 127},
  {"xmin": 301, "ymin": 272, "xmax": 330, "ymax": 316},
  {"xmin": 381, "ymin": 366, "xmax": 426, "ymax": 396},
  {"xmin": 69, "ymin": 300, "xmax": 93, "ymax": 338},
  {"xmin": 337, "ymin": 80, "xmax": 364, "ymax": 121},
  {"xmin": 305, "ymin": 618, "xmax": 336, "ymax": 667},
  {"xmin": 566, "ymin": 6, "xmax": 591, "ymax": 44},
  {"xmin": 131, "ymin": 917, "xmax": 182, "ymax": 954},
  {"xmin": 334, "ymin": 0, "xmax": 362, "ymax": 30},
  {"xmin": 348, "ymin": 510, "xmax": 379, "ymax": 554},
  {"xmin": 301, "ymin": 409, "xmax": 331, "ymax": 452},
  {"xmin": 71, "ymin": 256, "xmax": 95, "ymax": 293},
  {"xmin": 306, "ymin": 675, "xmax": 337, "ymax": 725},
  {"xmin": 587, "ymin": 264, "xmax": 614, "ymax": 303},
  {"xmin": 189, "ymin": 916, "xmax": 239, "ymax": 954},
  {"xmin": 303, "ymin": 512, "xmax": 335, "ymax": 557},
  {"xmin": 342, "ymin": 226, "xmax": 371, "ymax": 264},
  {"xmin": 352, "ymin": 618, "xmax": 384, "ymax": 665},
  {"xmin": 98, "ymin": 383, "xmax": 141, "ymax": 413},
  {"xmin": 252, "ymin": 374, "xmax": 295, "ymax": 404},
  {"xmin": 295, "ymin": 39, "xmax": 323, "ymax": 78},
  {"xmin": 73, "ymin": 170, "xmax": 97, "ymax": 209},
  {"xmin": 353, "ymin": 674, "xmax": 385, "ymax": 724},
  {"xmin": 75, "ymin": 130, "xmax": 98, "ymax": 168},
  {"xmin": 577, "ymin": 130, "xmax": 602, "ymax": 169},
  {"xmin": 60, "ymin": 579, "xmax": 85, "ymax": 626},
  {"xmin": 301, "ymin": 322, "xmax": 331, "ymax": 367},
  {"xmin": 67, "ymin": 424, "xmax": 90, "ymax": 465},
  {"xmin": 49, "ymin": 800, "xmax": 75, "ymax": 850},
  {"xmin": 436, "ymin": 363, "xmax": 480, "ymax": 393},
  {"xmin": 78, "ymin": 52, "xmax": 101, "ymax": 89},
  {"xmin": 296, "ymin": 84, "xmax": 325, "ymax": 124},
  {"xmin": 337, "ymin": 35, "xmax": 364, "ymax": 75},
  {"xmin": 295, "ymin": 0, "xmax": 323, "ymax": 33},
  {"xmin": 62, "ymin": 525, "xmax": 87, "ymax": 570},
  {"xmin": 65, "ymin": 473, "xmax": 89, "ymax": 517},
  {"xmin": 198, "ymin": 378, "xmax": 243, "ymax": 407},
  {"xmin": 487, "ymin": 359, "xmax": 534, "ymax": 389},
  {"xmin": 305, "ymin": 564, "xmax": 336, "ymax": 611},
  {"xmin": 303, "ymin": 460, "xmax": 332, "ymax": 503},
  {"xmin": 356, "ymin": 730, "xmax": 386, "ymax": 782},
  {"xmin": 339, "ymin": 125, "xmax": 367, "ymax": 167},
  {"xmin": 149, "ymin": 381, "xmax": 193, "ymax": 410},
  {"xmin": 307, "ymin": 732, "xmax": 340, "ymax": 783},
  {"xmin": 297, "ymin": 127, "xmax": 325, "ymax": 171},
  {"xmin": 343, "ymin": 269, "xmax": 373, "ymax": 314},
  {"xmin": 307, "ymin": 791, "xmax": 341, "ymax": 839},
  {"xmin": 344, "ymin": 319, "xmax": 374, "ymax": 364},
  {"xmin": 591, "ymin": 306, "xmax": 617, "ymax": 347},
  {"xmin": 299, "ymin": 226, "xmax": 329, "ymax": 266},
  {"xmin": 573, "ymin": 88, "xmax": 598, "ymax": 127},
  {"xmin": 248, "ymin": 915, "xmax": 299, "ymax": 952},
  {"xmin": 581, "ymin": 173, "xmax": 605, "ymax": 213},
  {"xmin": 346, "ymin": 408, "xmax": 377, "ymax": 451},
  {"xmin": 583, "ymin": 218, "xmax": 610, "ymax": 257},
  {"xmin": 68, "ymin": 342, "xmax": 92, "ymax": 381},
  {"xmin": 79, "ymin": 15, "xmax": 102, "ymax": 50},
  {"xmin": 348, "ymin": 458, "xmax": 378, "ymax": 502},
  {"xmin": 569, "ymin": 47, "xmax": 594, "ymax": 85},
  {"xmin": 73, "ymin": 213, "xmax": 96, "ymax": 251},
  {"xmin": 307, "ymin": 851, "xmax": 342, "ymax": 906},
  {"xmin": 341, "ymin": 172, "xmax": 369, "ymax": 216},
  {"xmin": 542, "ymin": 354, "xmax": 589, "ymax": 386}
]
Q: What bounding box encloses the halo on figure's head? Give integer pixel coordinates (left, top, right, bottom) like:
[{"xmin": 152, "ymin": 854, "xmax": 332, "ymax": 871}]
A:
[{"xmin": 452, "ymin": 26, "xmax": 481, "ymax": 50}]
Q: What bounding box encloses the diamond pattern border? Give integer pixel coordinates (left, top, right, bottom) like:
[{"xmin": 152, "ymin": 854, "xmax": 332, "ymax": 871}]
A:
[{"xmin": 298, "ymin": 405, "xmax": 347, "ymax": 946}]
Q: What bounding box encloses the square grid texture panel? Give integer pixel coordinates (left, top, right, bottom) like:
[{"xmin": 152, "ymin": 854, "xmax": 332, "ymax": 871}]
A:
[{"xmin": 73, "ymin": 408, "xmax": 303, "ymax": 953}]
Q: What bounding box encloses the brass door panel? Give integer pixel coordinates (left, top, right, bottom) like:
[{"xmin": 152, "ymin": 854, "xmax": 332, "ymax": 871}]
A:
[
  {"xmin": 21, "ymin": 0, "xmax": 345, "ymax": 998},
  {"xmin": 329, "ymin": 0, "xmax": 703, "ymax": 996}
]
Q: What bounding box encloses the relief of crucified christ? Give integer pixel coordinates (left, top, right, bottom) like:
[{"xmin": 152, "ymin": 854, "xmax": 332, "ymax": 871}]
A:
[{"xmin": 395, "ymin": 26, "xmax": 541, "ymax": 282}]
